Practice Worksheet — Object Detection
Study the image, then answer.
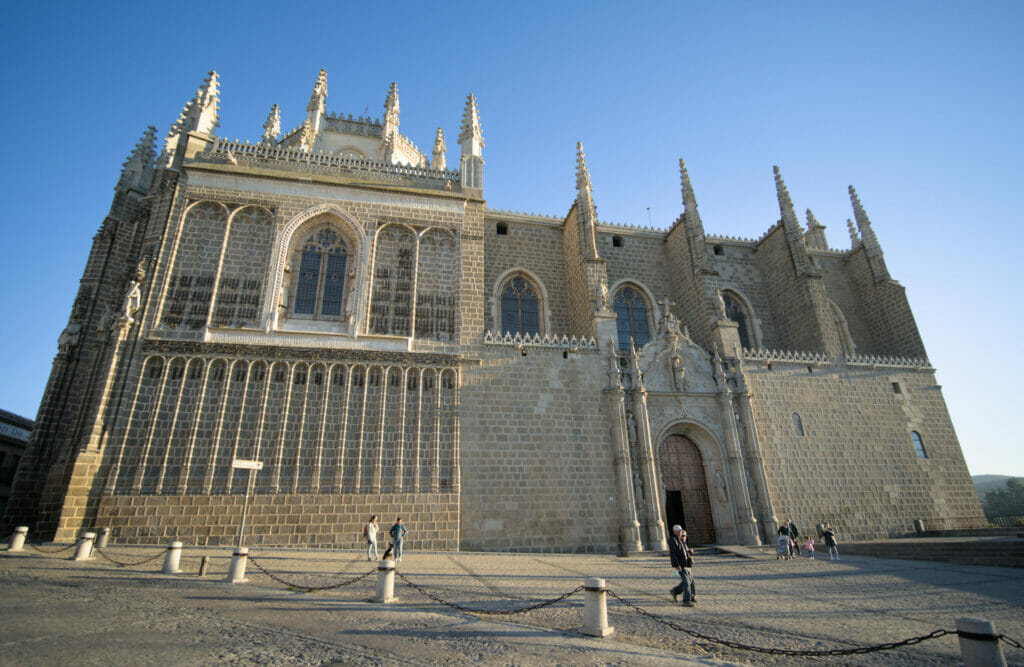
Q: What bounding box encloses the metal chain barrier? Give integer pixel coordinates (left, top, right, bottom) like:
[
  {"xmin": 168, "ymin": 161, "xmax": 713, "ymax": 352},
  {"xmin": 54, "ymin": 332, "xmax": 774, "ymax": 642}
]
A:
[
  {"xmin": 396, "ymin": 571, "xmax": 584, "ymax": 616},
  {"xmin": 93, "ymin": 546, "xmax": 168, "ymax": 568},
  {"xmin": 1001, "ymin": 633, "xmax": 1023, "ymax": 650},
  {"xmin": 605, "ymin": 590, "xmax": 954, "ymax": 657},
  {"xmin": 247, "ymin": 555, "xmax": 375, "ymax": 592},
  {"xmin": 26, "ymin": 543, "xmax": 77, "ymax": 556}
]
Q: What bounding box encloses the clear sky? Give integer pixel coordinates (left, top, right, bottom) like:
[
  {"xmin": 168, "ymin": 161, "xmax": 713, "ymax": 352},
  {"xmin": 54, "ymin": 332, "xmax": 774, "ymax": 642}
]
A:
[{"xmin": 1, "ymin": 2, "xmax": 1020, "ymax": 476}]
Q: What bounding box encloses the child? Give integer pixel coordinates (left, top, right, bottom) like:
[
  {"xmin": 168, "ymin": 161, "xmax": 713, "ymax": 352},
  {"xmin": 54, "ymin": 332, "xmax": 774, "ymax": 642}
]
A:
[
  {"xmin": 804, "ymin": 535, "xmax": 814, "ymax": 559},
  {"xmin": 777, "ymin": 532, "xmax": 791, "ymax": 559}
]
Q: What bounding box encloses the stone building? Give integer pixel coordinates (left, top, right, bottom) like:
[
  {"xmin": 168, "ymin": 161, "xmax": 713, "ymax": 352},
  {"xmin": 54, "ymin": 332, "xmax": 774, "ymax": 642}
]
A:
[{"xmin": 2, "ymin": 70, "xmax": 984, "ymax": 551}]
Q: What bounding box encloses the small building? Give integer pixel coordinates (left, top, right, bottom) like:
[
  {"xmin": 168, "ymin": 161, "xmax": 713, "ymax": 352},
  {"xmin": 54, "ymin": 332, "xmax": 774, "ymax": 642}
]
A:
[{"xmin": 0, "ymin": 409, "xmax": 33, "ymax": 520}]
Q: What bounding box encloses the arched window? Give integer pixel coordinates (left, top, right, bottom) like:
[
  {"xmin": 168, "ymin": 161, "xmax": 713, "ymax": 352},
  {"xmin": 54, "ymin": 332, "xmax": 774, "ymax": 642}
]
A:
[
  {"xmin": 911, "ymin": 431, "xmax": 927, "ymax": 458},
  {"xmin": 500, "ymin": 276, "xmax": 540, "ymax": 336},
  {"xmin": 292, "ymin": 227, "xmax": 348, "ymax": 319},
  {"xmin": 792, "ymin": 412, "xmax": 805, "ymax": 437},
  {"xmin": 613, "ymin": 285, "xmax": 651, "ymax": 351},
  {"xmin": 722, "ymin": 291, "xmax": 754, "ymax": 350}
]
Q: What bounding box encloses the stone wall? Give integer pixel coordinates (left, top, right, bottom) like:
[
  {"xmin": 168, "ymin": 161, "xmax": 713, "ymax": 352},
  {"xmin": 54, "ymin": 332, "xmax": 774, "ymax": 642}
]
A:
[
  {"xmin": 96, "ymin": 492, "xmax": 459, "ymax": 548},
  {"xmin": 483, "ymin": 214, "xmax": 569, "ymax": 335},
  {"xmin": 743, "ymin": 361, "xmax": 984, "ymax": 540},
  {"xmin": 459, "ymin": 346, "xmax": 619, "ymax": 552}
]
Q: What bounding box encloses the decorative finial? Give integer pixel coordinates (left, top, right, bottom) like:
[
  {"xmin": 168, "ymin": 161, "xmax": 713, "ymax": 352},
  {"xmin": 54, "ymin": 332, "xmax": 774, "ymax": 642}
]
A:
[
  {"xmin": 383, "ymin": 82, "xmax": 400, "ymax": 139},
  {"xmin": 432, "ymin": 127, "xmax": 446, "ymax": 171},
  {"xmin": 806, "ymin": 209, "xmax": 824, "ymax": 229},
  {"xmin": 847, "ymin": 218, "xmax": 860, "ymax": 247},
  {"xmin": 262, "ymin": 104, "xmax": 281, "ymax": 145},
  {"xmin": 117, "ymin": 126, "xmax": 157, "ymax": 192},
  {"xmin": 679, "ymin": 158, "xmax": 697, "ymax": 210}
]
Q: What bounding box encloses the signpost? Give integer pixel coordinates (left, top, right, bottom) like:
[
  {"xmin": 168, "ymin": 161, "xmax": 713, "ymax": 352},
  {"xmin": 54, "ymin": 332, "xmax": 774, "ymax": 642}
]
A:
[{"xmin": 231, "ymin": 459, "xmax": 263, "ymax": 548}]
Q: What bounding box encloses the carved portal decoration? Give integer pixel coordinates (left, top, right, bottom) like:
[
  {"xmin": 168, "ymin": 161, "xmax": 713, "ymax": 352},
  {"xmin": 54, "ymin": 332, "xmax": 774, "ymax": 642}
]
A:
[{"xmin": 637, "ymin": 305, "xmax": 715, "ymax": 394}]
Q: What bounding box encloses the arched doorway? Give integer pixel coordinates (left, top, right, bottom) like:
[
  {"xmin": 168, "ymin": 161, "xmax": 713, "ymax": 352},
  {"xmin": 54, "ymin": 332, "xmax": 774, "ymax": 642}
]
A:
[{"xmin": 659, "ymin": 434, "xmax": 716, "ymax": 544}]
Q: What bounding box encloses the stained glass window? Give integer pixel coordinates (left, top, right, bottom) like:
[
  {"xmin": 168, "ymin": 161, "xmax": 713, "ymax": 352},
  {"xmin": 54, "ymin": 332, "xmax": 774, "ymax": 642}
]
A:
[
  {"xmin": 500, "ymin": 276, "xmax": 540, "ymax": 336},
  {"xmin": 722, "ymin": 291, "xmax": 753, "ymax": 350},
  {"xmin": 292, "ymin": 227, "xmax": 348, "ymax": 319},
  {"xmin": 613, "ymin": 286, "xmax": 650, "ymax": 351}
]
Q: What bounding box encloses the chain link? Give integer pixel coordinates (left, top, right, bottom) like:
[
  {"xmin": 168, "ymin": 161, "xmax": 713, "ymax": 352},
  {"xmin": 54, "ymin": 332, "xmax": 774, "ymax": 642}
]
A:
[
  {"xmin": 247, "ymin": 555, "xmax": 375, "ymax": 592},
  {"xmin": 92, "ymin": 546, "xmax": 168, "ymax": 568},
  {"xmin": 605, "ymin": 590, "xmax": 954, "ymax": 657},
  {"xmin": 396, "ymin": 572, "xmax": 583, "ymax": 615},
  {"xmin": 25, "ymin": 542, "xmax": 77, "ymax": 556}
]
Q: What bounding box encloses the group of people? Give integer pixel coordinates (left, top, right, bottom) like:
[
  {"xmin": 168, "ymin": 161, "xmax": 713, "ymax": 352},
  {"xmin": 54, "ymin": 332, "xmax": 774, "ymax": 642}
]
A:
[
  {"xmin": 669, "ymin": 520, "xmax": 841, "ymax": 608},
  {"xmin": 775, "ymin": 519, "xmax": 840, "ymax": 561},
  {"xmin": 362, "ymin": 515, "xmax": 407, "ymax": 562}
]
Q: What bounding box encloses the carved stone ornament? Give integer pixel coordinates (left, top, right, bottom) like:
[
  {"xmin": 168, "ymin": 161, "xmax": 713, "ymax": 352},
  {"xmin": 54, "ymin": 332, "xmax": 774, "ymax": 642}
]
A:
[
  {"xmin": 57, "ymin": 319, "xmax": 83, "ymax": 354},
  {"xmin": 639, "ymin": 312, "xmax": 715, "ymax": 394},
  {"xmin": 123, "ymin": 280, "xmax": 142, "ymax": 320}
]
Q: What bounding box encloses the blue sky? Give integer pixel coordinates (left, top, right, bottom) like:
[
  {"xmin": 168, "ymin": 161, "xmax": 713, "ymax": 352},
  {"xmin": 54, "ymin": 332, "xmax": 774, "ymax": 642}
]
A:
[{"xmin": 1, "ymin": 2, "xmax": 1021, "ymax": 476}]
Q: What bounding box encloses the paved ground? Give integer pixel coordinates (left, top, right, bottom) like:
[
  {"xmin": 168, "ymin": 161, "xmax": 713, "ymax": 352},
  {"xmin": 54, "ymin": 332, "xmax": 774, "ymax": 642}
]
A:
[{"xmin": 2, "ymin": 543, "xmax": 1023, "ymax": 666}]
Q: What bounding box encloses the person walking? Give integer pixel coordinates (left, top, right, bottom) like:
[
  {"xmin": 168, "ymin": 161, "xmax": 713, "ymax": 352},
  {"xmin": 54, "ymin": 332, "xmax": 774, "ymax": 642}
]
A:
[
  {"xmin": 364, "ymin": 514, "xmax": 379, "ymax": 561},
  {"xmin": 389, "ymin": 517, "xmax": 407, "ymax": 563},
  {"xmin": 668, "ymin": 525, "xmax": 696, "ymax": 606},
  {"xmin": 822, "ymin": 522, "xmax": 839, "ymax": 561},
  {"xmin": 788, "ymin": 519, "xmax": 801, "ymax": 556}
]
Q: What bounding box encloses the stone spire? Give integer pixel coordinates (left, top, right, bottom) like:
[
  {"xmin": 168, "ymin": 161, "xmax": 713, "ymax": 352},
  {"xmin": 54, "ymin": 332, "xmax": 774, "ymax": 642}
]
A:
[
  {"xmin": 304, "ymin": 69, "xmax": 327, "ymax": 149},
  {"xmin": 161, "ymin": 71, "xmax": 220, "ymax": 169},
  {"xmin": 432, "ymin": 127, "xmax": 446, "ymax": 171},
  {"xmin": 847, "ymin": 218, "xmax": 861, "ymax": 249},
  {"xmin": 679, "ymin": 158, "xmax": 709, "ymax": 275},
  {"xmin": 773, "ymin": 166, "xmax": 814, "ymax": 275},
  {"xmin": 575, "ymin": 142, "xmax": 600, "ymax": 259},
  {"xmin": 804, "ymin": 208, "xmax": 829, "ymax": 250},
  {"xmin": 848, "ymin": 186, "xmax": 890, "ymax": 281},
  {"xmin": 382, "ymin": 82, "xmax": 399, "ymax": 139},
  {"xmin": 261, "ymin": 104, "xmax": 281, "ymax": 146},
  {"xmin": 459, "ymin": 93, "xmax": 484, "ymax": 189},
  {"xmin": 117, "ymin": 126, "xmax": 157, "ymax": 194}
]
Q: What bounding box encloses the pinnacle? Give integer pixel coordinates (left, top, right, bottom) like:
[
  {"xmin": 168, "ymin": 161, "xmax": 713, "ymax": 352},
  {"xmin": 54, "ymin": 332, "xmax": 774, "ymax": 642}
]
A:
[
  {"xmin": 385, "ymin": 82, "xmax": 399, "ymax": 111},
  {"xmin": 575, "ymin": 142, "xmax": 592, "ymax": 192},
  {"xmin": 679, "ymin": 158, "xmax": 696, "ymax": 208},
  {"xmin": 806, "ymin": 208, "xmax": 824, "ymax": 229},
  {"xmin": 458, "ymin": 93, "xmax": 483, "ymax": 143}
]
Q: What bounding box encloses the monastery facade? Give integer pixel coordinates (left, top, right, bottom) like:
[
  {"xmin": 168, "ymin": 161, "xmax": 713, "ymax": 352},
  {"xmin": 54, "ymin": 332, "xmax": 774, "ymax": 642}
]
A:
[{"xmin": 3, "ymin": 70, "xmax": 984, "ymax": 551}]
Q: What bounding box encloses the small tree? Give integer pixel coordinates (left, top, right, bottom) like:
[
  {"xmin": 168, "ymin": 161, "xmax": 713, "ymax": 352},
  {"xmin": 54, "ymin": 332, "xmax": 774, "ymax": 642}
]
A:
[{"xmin": 982, "ymin": 478, "xmax": 1024, "ymax": 518}]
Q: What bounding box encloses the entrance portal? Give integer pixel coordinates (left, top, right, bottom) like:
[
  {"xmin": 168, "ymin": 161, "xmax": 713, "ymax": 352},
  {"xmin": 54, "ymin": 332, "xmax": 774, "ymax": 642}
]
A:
[{"xmin": 659, "ymin": 434, "xmax": 716, "ymax": 544}]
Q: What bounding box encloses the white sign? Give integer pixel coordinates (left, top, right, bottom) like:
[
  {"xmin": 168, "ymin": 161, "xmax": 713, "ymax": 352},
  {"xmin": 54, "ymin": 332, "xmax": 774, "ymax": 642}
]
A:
[{"xmin": 231, "ymin": 459, "xmax": 264, "ymax": 471}]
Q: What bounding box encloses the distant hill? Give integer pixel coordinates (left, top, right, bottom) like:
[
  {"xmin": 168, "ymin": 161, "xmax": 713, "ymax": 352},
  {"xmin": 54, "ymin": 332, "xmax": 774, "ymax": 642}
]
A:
[{"xmin": 973, "ymin": 475, "xmax": 1024, "ymax": 498}]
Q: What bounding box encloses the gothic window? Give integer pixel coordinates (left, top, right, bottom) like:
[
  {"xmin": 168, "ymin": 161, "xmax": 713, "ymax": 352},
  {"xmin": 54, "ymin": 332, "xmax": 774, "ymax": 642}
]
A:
[
  {"xmin": 415, "ymin": 230, "xmax": 457, "ymax": 342},
  {"xmin": 291, "ymin": 227, "xmax": 348, "ymax": 320},
  {"xmin": 722, "ymin": 291, "xmax": 754, "ymax": 350},
  {"xmin": 829, "ymin": 301, "xmax": 856, "ymax": 357},
  {"xmin": 911, "ymin": 431, "xmax": 927, "ymax": 458},
  {"xmin": 500, "ymin": 276, "xmax": 540, "ymax": 336},
  {"xmin": 613, "ymin": 285, "xmax": 651, "ymax": 351},
  {"xmin": 370, "ymin": 225, "xmax": 416, "ymax": 336},
  {"xmin": 792, "ymin": 412, "xmax": 805, "ymax": 437}
]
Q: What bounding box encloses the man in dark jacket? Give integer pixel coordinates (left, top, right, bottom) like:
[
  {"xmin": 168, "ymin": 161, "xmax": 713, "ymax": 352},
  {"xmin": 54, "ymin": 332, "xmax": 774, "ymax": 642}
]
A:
[
  {"xmin": 787, "ymin": 519, "xmax": 801, "ymax": 556},
  {"xmin": 668, "ymin": 525, "xmax": 696, "ymax": 606}
]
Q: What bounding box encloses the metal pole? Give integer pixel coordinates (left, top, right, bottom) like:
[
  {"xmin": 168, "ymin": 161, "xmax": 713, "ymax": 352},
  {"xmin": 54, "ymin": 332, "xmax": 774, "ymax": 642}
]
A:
[{"xmin": 238, "ymin": 468, "xmax": 254, "ymax": 549}]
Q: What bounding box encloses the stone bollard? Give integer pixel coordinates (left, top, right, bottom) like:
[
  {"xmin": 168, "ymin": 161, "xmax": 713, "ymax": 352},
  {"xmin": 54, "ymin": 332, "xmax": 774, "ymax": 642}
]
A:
[
  {"xmin": 73, "ymin": 532, "xmax": 96, "ymax": 561},
  {"xmin": 96, "ymin": 528, "xmax": 110, "ymax": 548},
  {"xmin": 227, "ymin": 547, "xmax": 248, "ymax": 583},
  {"xmin": 198, "ymin": 556, "xmax": 209, "ymax": 577},
  {"xmin": 374, "ymin": 559, "xmax": 398, "ymax": 603},
  {"xmin": 162, "ymin": 541, "xmax": 183, "ymax": 574},
  {"xmin": 580, "ymin": 577, "xmax": 614, "ymax": 637},
  {"xmin": 8, "ymin": 526, "xmax": 29, "ymax": 552},
  {"xmin": 957, "ymin": 617, "xmax": 1007, "ymax": 667}
]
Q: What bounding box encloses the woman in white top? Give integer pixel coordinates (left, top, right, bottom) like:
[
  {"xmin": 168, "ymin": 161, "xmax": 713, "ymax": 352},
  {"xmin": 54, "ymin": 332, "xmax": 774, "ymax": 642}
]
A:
[{"xmin": 365, "ymin": 515, "xmax": 379, "ymax": 560}]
